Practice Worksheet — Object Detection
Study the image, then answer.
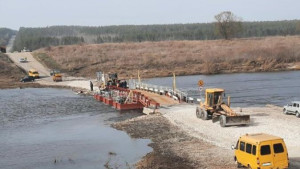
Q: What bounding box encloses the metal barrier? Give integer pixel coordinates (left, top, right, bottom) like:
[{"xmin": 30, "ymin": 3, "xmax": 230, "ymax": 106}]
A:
[{"xmin": 134, "ymin": 82, "xmax": 190, "ymax": 102}]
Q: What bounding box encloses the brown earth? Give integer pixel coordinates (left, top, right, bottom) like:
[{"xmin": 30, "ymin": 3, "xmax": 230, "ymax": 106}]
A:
[{"xmin": 35, "ymin": 36, "xmax": 300, "ymax": 79}]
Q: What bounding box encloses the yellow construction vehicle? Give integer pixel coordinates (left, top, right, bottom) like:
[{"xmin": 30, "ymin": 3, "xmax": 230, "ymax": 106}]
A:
[
  {"xmin": 50, "ymin": 70, "xmax": 62, "ymax": 82},
  {"xmin": 28, "ymin": 69, "xmax": 39, "ymax": 78},
  {"xmin": 196, "ymin": 88, "xmax": 250, "ymax": 127}
]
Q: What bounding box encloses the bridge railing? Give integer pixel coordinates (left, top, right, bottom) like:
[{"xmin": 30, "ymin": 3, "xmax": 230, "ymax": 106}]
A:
[{"xmin": 134, "ymin": 82, "xmax": 190, "ymax": 102}]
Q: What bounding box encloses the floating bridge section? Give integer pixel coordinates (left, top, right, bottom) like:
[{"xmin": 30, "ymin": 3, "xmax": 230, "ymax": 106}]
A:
[
  {"xmin": 94, "ymin": 86, "xmax": 160, "ymax": 110},
  {"xmin": 94, "ymin": 82, "xmax": 197, "ymax": 111}
]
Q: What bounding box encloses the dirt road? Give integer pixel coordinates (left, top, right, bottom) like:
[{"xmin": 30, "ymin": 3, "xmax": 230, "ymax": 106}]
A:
[
  {"xmin": 8, "ymin": 52, "xmax": 50, "ymax": 77},
  {"xmin": 7, "ymin": 52, "xmax": 94, "ymax": 91},
  {"xmin": 161, "ymin": 104, "xmax": 300, "ymax": 168}
]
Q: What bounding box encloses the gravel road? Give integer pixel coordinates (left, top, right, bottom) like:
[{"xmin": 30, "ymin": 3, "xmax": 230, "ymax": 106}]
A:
[
  {"xmin": 161, "ymin": 104, "xmax": 300, "ymax": 168},
  {"xmin": 6, "ymin": 52, "xmax": 95, "ymax": 90}
]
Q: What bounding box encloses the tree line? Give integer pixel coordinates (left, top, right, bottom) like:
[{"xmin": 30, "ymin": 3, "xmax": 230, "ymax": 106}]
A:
[
  {"xmin": 0, "ymin": 28, "xmax": 17, "ymax": 46},
  {"xmin": 12, "ymin": 19, "xmax": 300, "ymax": 51}
]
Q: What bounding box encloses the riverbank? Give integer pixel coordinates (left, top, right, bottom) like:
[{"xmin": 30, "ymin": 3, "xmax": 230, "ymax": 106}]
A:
[{"xmin": 113, "ymin": 113, "xmax": 235, "ymax": 169}]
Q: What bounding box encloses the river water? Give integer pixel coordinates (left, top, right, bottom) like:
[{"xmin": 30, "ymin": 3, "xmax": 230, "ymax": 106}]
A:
[
  {"xmin": 145, "ymin": 71, "xmax": 300, "ymax": 107},
  {"xmin": 0, "ymin": 88, "xmax": 152, "ymax": 169}
]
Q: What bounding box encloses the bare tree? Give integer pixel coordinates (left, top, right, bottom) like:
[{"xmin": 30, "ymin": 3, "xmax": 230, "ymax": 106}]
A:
[{"xmin": 215, "ymin": 11, "xmax": 242, "ymax": 40}]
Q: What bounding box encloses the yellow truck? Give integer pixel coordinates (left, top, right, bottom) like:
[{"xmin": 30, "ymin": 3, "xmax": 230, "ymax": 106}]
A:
[
  {"xmin": 28, "ymin": 69, "xmax": 39, "ymax": 78},
  {"xmin": 232, "ymin": 133, "xmax": 289, "ymax": 169},
  {"xmin": 50, "ymin": 70, "xmax": 62, "ymax": 82}
]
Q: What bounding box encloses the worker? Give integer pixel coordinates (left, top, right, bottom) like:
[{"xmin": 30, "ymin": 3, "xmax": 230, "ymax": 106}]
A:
[{"xmin": 90, "ymin": 81, "xmax": 93, "ymax": 91}]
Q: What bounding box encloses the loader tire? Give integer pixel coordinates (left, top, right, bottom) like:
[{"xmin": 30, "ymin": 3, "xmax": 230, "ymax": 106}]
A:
[
  {"xmin": 201, "ymin": 109, "xmax": 209, "ymax": 120},
  {"xmin": 220, "ymin": 115, "xmax": 226, "ymax": 127}
]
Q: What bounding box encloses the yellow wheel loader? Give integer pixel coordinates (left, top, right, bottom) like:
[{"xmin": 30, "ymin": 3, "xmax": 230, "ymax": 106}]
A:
[{"xmin": 196, "ymin": 88, "xmax": 250, "ymax": 127}]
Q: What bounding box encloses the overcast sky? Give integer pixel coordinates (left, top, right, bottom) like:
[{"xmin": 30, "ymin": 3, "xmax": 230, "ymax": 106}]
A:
[{"xmin": 1, "ymin": 0, "xmax": 300, "ymax": 30}]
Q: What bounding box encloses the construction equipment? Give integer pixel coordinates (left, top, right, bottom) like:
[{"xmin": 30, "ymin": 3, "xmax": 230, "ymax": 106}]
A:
[
  {"xmin": 28, "ymin": 69, "xmax": 39, "ymax": 78},
  {"xmin": 51, "ymin": 70, "xmax": 62, "ymax": 82},
  {"xmin": 196, "ymin": 88, "xmax": 250, "ymax": 127}
]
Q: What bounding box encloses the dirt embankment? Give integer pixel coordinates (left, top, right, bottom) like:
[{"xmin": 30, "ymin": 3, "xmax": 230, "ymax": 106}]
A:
[
  {"xmin": 0, "ymin": 53, "xmax": 42, "ymax": 89},
  {"xmin": 35, "ymin": 36, "xmax": 300, "ymax": 78}
]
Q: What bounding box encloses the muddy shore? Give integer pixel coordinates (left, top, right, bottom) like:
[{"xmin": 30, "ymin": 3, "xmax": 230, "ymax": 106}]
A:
[{"xmin": 113, "ymin": 114, "xmax": 235, "ymax": 169}]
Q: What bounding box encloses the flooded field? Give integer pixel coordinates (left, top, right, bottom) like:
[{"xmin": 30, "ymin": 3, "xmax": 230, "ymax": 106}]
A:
[
  {"xmin": 146, "ymin": 71, "xmax": 300, "ymax": 107},
  {"xmin": 0, "ymin": 88, "xmax": 152, "ymax": 169}
]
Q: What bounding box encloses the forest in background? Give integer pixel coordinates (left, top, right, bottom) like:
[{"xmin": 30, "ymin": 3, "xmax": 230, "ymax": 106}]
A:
[
  {"xmin": 0, "ymin": 28, "xmax": 17, "ymax": 46},
  {"xmin": 12, "ymin": 20, "xmax": 300, "ymax": 51}
]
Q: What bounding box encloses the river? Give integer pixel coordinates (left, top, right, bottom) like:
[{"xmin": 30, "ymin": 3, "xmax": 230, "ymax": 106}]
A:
[
  {"xmin": 145, "ymin": 71, "xmax": 300, "ymax": 107},
  {"xmin": 0, "ymin": 88, "xmax": 152, "ymax": 169}
]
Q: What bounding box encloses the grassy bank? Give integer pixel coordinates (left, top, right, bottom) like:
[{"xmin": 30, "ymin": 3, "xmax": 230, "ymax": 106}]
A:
[{"xmin": 35, "ymin": 36, "xmax": 300, "ymax": 78}]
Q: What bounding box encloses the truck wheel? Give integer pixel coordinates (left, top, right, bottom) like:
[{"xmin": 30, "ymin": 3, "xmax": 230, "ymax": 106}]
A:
[
  {"xmin": 283, "ymin": 109, "xmax": 288, "ymax": 114},
  {"xmin": 196, "ymin": 107, "xmax": 201, "ymax": 118},
  {"xmin": 235, "ymin": 157, "xmax": 242, "ymax": 168},
  {"xmin": 220, "ymin": 115, "xmax": 226, "ymax": 127},
  {"xmin": 296, "ymin": 112, "xmax": 300, "ymax": 118}
]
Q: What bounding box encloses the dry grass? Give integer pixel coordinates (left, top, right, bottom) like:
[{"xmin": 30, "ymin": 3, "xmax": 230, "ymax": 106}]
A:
[{"xmin": 36, "ymin": 36, "xmax": 300, "ymax": 78}]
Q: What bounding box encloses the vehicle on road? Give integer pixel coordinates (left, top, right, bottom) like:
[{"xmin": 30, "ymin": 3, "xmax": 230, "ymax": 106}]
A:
[
  {"xmin": 232, "ymin": 133, "xmax": 289, "ymax": 169},
  {"xmin": 283, "ymin": 101, "xmax": 300, "ymax": 117},
  {"xmin": 28, "ymin": 69, "xmax": 39, "ymax": 78},
  {"xmin": 196, "ymin": 88, "xmax": 250, "ymax": 127},
  {"xmin": 50, "ymin": 70, "xmax": 62, "ymax": 82},
  {"xmin": 21, "ymin": 47, "xmax": 31, "ymax": 52},
  {"xmin": 19, "ymin": 57, "xmax": 27, "ymax": 63},
  {"xmin": 20, "ymin": 76, "xmax": 35, "ymax": 82}
]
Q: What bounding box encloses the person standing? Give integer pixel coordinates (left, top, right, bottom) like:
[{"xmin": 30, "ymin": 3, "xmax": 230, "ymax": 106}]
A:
[{"xmin": 90, "ymin": 81, "xmax": 93, "ymax": 91}]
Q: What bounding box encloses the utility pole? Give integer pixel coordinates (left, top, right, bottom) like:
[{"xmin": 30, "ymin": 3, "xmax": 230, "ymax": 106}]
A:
[{"xmin": 173, "ymin": 72, "xmax": 176, "ymax": 94}]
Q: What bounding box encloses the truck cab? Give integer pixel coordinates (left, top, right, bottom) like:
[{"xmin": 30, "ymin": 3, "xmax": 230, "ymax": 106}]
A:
[
  {"xmin": 28, "ymin": 69, "xmax": 39, "ymax": 78},
  {"xmin": 283, "ymin": 101, "xmax": 300, "ymax": 117}
]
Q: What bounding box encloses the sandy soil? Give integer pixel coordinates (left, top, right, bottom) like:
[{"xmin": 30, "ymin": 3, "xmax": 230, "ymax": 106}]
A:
[{"xmin": 161, "ymin": 104, "xmax": 300, "ymax": 168}]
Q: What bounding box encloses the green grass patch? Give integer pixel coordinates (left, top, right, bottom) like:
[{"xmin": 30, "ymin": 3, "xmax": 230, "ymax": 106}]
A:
[{"xmin": 33, "ymin": 52, "xmax": 62, "ymax": 70}]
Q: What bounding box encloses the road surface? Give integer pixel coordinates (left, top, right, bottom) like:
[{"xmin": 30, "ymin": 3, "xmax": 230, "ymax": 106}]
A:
[
  {"xmin": 8, "ymin": 52, "xmax": 50, "ymax": 77},
  {"xmin": 6, "ymin": 52, "xmax": 92, "ymax": 90},
  {"xmin": 162, "ymin": 104, "xmax": 300, "ymax": 168}
]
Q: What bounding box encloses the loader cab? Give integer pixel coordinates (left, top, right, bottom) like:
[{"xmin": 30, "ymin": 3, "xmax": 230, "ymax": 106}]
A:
[
  {"xmin": 233, "ymin": 133, "xmax": 289, "ymax": 169},
  {"xmin": 205, "ymin": 88, "xmax": 224, "ymax": 107}
]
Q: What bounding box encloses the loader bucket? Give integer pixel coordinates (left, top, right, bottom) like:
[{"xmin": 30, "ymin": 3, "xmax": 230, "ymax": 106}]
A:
[{"xmin": 220, "ymin": 115, "xmax": 250, "ymax": 127}]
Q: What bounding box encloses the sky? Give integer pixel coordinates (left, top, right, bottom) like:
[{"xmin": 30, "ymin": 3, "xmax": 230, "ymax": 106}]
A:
[{"xmin": 1, "ymin": 0, "xmax": 300, "ymax": 30}]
